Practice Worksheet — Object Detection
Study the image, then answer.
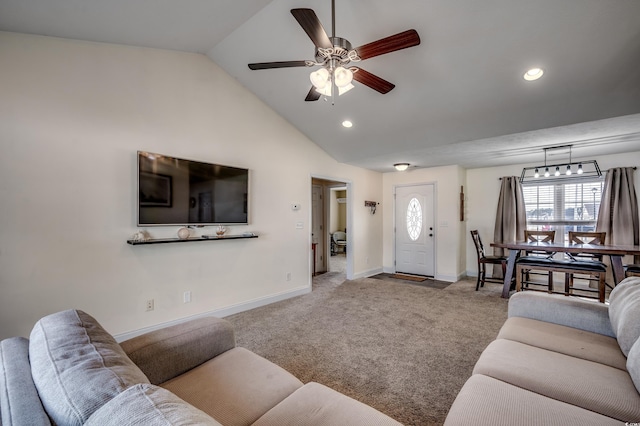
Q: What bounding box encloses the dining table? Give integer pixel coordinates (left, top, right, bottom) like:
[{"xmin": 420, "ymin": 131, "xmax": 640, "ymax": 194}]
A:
[{"xmin": 490, "ymin": 241, "xmax": 640, "ymax": 298}]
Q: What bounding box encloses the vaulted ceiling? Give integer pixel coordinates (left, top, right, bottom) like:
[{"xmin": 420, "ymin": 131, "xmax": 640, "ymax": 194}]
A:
[{"xmin": 2, "ymin": 0, "xmax": 640, "ymax": 172}]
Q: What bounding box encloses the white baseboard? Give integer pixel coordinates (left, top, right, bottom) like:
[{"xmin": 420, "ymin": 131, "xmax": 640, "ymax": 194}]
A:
[
  {"xmin": 114, "ymin": 285, "xmax": 311, "ymax": 342},
  {"xmin": 352, "ymin": 267, "xmax": 383, "ymax": 279}
]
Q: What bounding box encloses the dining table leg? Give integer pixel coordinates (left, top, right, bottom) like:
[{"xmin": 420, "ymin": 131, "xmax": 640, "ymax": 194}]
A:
[
  {"xmin": 502, "ymin": 249, "xmax": 519, "ymax": 298},
  {"xmin": 610, "ymin": 255, "xmax": 625, "ymax": 286}
]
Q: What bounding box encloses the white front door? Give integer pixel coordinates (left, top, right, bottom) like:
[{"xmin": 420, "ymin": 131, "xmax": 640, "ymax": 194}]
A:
[{"xmin": 395, "ymin": 184, "xmax": 435, "ymax": 276}]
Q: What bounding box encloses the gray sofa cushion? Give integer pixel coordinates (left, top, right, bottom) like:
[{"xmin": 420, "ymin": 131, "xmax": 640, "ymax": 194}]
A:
[
  {"xmin": 252, "ymin": 382, "xmax": 402, "ymax": 426},
  {"xmin": 0, "ymin": 337, "xmax": 51, "ymax": 426},
  {"xmin": 29, "ymin": 309, "xmax": 149, "ymax": 426},
  {"xmin": 609, "ymin": 277, "xmax": 640, "ymax": 356},
  {"xmin": 161, "ymin": 347, "xmax": 303, "ymax": 426},
  {"xmin": 120, "ymin": 316, "xmax": 236, "ymax": 385},
  {"xmin": 85, "ymin": 383, "xmax": 222, "ymax": 426}
]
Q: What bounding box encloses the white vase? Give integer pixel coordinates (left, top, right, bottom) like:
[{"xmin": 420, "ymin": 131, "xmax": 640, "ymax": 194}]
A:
[{"xmin": 177, "ymin": 227, "xmax": 190, "ymax": 240}]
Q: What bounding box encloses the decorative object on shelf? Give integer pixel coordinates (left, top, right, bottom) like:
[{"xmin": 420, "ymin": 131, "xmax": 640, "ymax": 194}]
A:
[
  {"xmin": 520, "ymin": 145, "xmax": 601, "ymax": 183},
  {"xmin": 216, "ymin": 225, "xmax": 226, "ymax": 236},
  {"xmin": 364, "ymin": 200, "xmax": 378, "ymax": 215},
  {"xmin": 131, "ymin": 230, "xmax": 150, "ymax": 242},
  {"xmin": 177, "ymin": 227, "xmax": 190, "ymax": 240}
]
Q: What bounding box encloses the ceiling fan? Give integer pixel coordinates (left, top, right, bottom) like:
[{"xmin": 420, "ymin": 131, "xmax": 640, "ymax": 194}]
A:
[{"xmin": 248, "ymin": 0, "xmax": 421, "ymax": 101}]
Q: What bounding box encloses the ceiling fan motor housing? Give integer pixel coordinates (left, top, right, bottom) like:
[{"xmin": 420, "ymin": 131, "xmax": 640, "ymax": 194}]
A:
[{"xmin": 315, "ymin": 37, "xmax": 358, "ymax": 66}]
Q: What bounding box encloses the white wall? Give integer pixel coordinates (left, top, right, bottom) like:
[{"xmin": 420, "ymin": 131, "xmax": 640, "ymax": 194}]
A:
[
  {"xmin": 382, "ymin": 165, "xmax": 466, "ymax": 282},
  {"xmin": 0, "ymin": 32, "xmax": 383, "ymax": 339},
  {"xmin": 465, "ymin": 150, "xmax": 640, "ymax": 276}
]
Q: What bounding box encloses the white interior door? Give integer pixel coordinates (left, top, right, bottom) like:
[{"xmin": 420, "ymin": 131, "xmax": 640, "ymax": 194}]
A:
[
  {"xmin": 395, "ymin": 184, "xmax": 435, "ymax": 276},
  {"xmin": 311, "ymin": 184, "xmax": 325, "ymax": 273}
]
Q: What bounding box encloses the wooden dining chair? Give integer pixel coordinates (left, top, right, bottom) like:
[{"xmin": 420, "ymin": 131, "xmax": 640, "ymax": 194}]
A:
[
  {"xmin": 519, "ymin": 230, "xmax": 556, "ymax": 292},
  {"xmin": 470, "ymin": 230, "xmax": 508, "ymax": 291},
  {"xmin": 565, "ymin": 231, "xmax": 607, "ymax": 302}
]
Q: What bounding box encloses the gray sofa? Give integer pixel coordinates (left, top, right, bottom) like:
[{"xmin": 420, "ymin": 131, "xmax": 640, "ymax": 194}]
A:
[
  {"xmin": 0, "ymin": 310, "xmax": 401, "ymax": 425},
  {"xmin": 445, "ymin": 276, "xmax": 640, "ymax": 425}
]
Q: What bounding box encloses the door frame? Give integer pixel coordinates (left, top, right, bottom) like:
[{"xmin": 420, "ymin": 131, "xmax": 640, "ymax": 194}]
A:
[
  {"xmin": 393, "ymin": 182, "xmax": 437, "ymax": 276},
  {"xmin": 310, "ymin": 175, "xmax": 353, "ymax": 280}
]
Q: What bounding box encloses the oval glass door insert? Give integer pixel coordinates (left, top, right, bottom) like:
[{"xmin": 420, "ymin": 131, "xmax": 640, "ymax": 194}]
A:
[{"xmin": 406, "ymin": 197, "xmax": 423, "ymax": 241}]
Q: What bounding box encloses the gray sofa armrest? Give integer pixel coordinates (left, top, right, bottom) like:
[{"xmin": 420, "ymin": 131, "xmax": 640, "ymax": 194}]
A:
[
  {"xmin": 508, "ymin": 292, "xmax": 615, "ymax": 337},
  {"xmin": 120, "ymin": 316, "xmax": 236, "ymax": 385},
  {"xmin": 0, "ymin": 337, "xmax": 51, "ymax": 426}
]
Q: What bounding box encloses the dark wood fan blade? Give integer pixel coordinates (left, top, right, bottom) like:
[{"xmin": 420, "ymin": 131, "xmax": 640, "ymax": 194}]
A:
[
  {"xmin": 305, "ymin": 87, "xmax": 321, "ymax": 102},
  {"xmin": 291, "ymin": 9, "xmax": 332, "ymax": 49},
  {"xmin": 352, "ymin": 67, "xmax": 395, "ymax": 94},
  {"xmin": 248, "ymin": 61, "xmax": 308, "ymax": 70},
  {"xmin": 355, "ymin": 29, "xmax": 420, "ymax": 60}
]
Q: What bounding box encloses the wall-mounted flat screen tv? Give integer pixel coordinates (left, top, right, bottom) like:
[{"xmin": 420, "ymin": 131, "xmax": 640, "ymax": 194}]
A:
[{"xmin": 137, "ymin": 151, "xmax": 249, "ymax": 226}]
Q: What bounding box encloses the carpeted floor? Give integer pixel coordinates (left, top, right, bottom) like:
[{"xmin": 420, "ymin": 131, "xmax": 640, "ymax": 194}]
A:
[{"xmin": 226, "ymin": 273, "xmax": 508, "ymax": 426}]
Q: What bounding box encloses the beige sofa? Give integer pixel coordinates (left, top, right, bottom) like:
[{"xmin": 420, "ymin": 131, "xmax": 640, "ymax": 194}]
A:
[
  {"xmin": 0, "ymin": 309, "xmax": 401, "ymax": 425},
  {"xmin": 445, "ymin": 276, "xmax": 640, "ymax": 425}
]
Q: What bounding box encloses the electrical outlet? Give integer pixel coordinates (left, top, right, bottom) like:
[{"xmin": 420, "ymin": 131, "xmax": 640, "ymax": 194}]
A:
[
  {"xmin": 183, "ymin": 291, "xmax": 192, "ymax": 303},
  {"xmin": 146, "ymin": 299, "xmax": 154, "ymax": 312}
]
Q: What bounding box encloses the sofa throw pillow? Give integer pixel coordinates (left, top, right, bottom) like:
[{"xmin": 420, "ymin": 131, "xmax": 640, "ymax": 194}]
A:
[
  {"xmin": 608, "ymin": 277, "xmax": 640, "ymax": 356},
  {"xmin": 628, "ymin": 338, "xmax": 640, "ymax": 394},
  {"xmin": 29, "ymin": 309, "xmax": 150, "ymax": 426},
  {"xmin": 0, "ymin": 337, "xmax": 51, "ymax": 426},
  {"xmin": 85, "ymin": 383, "xmax": 222, "ymax": 426}
]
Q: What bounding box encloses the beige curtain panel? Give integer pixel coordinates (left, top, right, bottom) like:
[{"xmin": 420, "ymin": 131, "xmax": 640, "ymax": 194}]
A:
[
  {"xmin": 493, "ymin": 176, "xmax": 526, "ymax": 278},
  {"xmin": 596, "ymin": 167, "xmax": 639, "ymax": 263}
]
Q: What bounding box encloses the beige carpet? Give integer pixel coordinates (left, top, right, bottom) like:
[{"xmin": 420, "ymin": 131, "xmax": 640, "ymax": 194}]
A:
[{"xmin": 226, "ymin": 274, "xmax": 508, "ymax": 425}]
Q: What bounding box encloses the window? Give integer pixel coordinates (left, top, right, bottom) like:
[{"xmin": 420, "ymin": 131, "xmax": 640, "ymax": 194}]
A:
[
  {"xmin": 523, "ymin": 179, "xmax": 604, "ymax": 242},
  {"xmin": 406, "ymin": 197, "xmax": 422, "ymax": 241}
]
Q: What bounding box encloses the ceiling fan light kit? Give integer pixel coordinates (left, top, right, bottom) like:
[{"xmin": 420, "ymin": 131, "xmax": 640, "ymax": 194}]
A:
[{"xmin": 248, "ymin": 1, "xmax": 420, "ymax": 102}]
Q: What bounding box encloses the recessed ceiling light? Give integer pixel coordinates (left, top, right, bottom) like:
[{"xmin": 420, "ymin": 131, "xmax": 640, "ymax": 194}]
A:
[
  {"xmin": 523, "ymin": 68, "xmax": 544, "ymax": 81},
  {"xmin": 342, "ymin": 120, "xmax": 353, "ymax": 128}
]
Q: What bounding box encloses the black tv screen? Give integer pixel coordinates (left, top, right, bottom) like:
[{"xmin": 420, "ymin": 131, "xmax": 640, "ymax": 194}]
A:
[{"xmin": 137, "ymin": 151, "xmax": 249, "ymax": 226}]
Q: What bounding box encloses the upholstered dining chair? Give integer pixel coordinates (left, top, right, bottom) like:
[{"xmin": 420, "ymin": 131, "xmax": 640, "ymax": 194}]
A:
[{"xmin": 470, "ymin": 230, "xmax": 508, "ymax": 291}]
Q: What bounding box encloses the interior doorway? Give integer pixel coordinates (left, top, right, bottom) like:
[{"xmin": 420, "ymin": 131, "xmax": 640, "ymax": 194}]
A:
[{"xmin": 311, "ymin": 177, "xmax": 350, "ymax": 280}]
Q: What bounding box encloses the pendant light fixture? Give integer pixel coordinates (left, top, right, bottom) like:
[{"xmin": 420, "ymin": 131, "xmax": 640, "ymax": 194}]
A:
[{"xmin": 520, "ymin": 145, "xmax": 602, "ymax": 183}]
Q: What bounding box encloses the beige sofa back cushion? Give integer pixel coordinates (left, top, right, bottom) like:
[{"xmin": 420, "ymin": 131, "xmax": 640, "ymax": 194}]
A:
[
  {"xmin": 29, "ymin": 309, "xmax": 149, "ymax": 426},
  {"xmin": 609, "ymin": 277, "xmax": 640, "ymax": 356}
]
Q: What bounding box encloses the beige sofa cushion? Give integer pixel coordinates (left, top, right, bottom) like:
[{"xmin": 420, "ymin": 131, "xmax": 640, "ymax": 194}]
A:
[
  {"xmin": 473, "ymin": 339, "xmax": 640, "ymax": 422},
  {"xmin": 444, "ymin": 374, "xmax": 621, "ymax": 426},
  {"xmin": 609, "ymin": 277, "xmax": 640, "ymax": 356},
  {"xmin": 85, "ymin": 383, "xmax": 221, "ymax": 426},
  {"xmin": 161, "ymin": 347, "xmax": 303, "ymax": 426},
  {"xmin": 252, "ymin": 382, "xmax": 402, "ymax": 426},
  {"xmin": 29, "ymin": 309, "xmax": 149, "ymax": 426},
  {"xmin": 497, "ymin": 316, "xmax": 627, "ymax": 370}
]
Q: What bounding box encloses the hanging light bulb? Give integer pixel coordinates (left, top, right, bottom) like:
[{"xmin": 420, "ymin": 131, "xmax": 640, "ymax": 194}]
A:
[
  {"xmin": 566, "ymin": 164, "xmax": 572, "ymax": 176},
  {"xmin": 333, "ymin": 66, "xmax": 353, "ymax": 88},
  {"xmin": 577, "ymin": 163, "xmax": 583, "ymax": 174},
  {"xmin": 534, "ymin": 168, "xmax": 539, "ymax": 178},
  {"xmin": 544, "ymin": 167, "xmax": 550, "ymax": 177},
  {"xmin": 555, "ymin": 166, "xmax": 560, "ymax": 176},
  {"xmin": 310, "ymin": 68, "xmax": 330, "ymax": 89}
]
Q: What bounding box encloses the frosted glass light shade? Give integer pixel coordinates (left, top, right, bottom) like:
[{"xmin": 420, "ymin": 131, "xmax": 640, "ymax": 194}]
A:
[
  {"xmin": 310, "ymin": 68, "xmax": 330, "ymax": 89},
  {"xmin": 334, "ymin": 66, "xmax": 353, "ymax": 87}
]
